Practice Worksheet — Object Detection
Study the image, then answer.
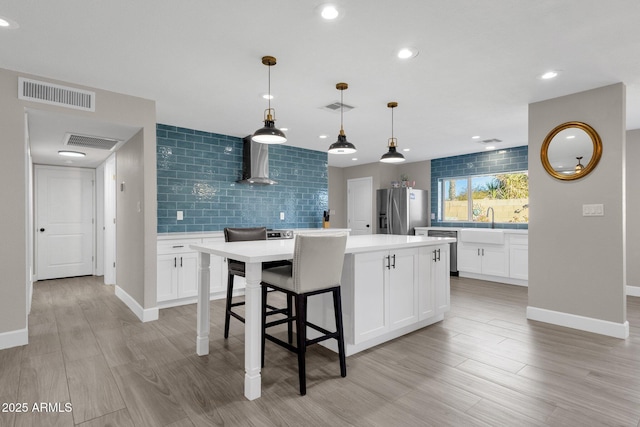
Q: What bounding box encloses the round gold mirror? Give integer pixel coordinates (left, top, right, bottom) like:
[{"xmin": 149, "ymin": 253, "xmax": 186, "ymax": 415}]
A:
[{"xmin": 540, "ymin": 121, "xmax": 602, "ymax": 181}]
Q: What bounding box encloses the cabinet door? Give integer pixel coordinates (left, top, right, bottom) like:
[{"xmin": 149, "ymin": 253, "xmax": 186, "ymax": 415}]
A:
[
  {"xmin": 481, "ymin": 245, "xmax": 508, "ymax": 277},
  {"xmin": 433, "ymin": 246, "xmax": 450, "ymax": 313},
  {"xmin": 389, "ymin": 248, "xmax": 419, "ymax": 330},
  {"xmin": 353, "ymin": 251, "xmax": 388, "ymax": 344},
  {"xmin": 419, "ymin": 247, "xmax": 435, "ymax": 320},
  {"xmin": 177, "ymin": 252, "xmax": 199, "ymax": 298},
  {"xmin": 458, "ymin": 243, "xmax": 482, "ymax": 274},
  {"xmin": 509, "ymin": 245, "xmax": 528, "ymax": 280},
  {"xmin": 157, "ymin": 254, "xmax": 178, "ymax": 302}
]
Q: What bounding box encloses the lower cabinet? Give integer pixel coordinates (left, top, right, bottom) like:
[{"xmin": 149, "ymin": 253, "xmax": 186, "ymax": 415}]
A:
[
  {"xmin": 458, "ymin": 242, "xmax": 508, "ymax": 277},
  {"xmin": 509, "ymin": 234, "xmax": 528, "ymax": 280},
  {"xmin": 350, "ymin": 245, "xmax": 450, "ymax": 346},
  {"xmin": 157, "ymin": 240, "xmax": 201, "ymax": 303},
  {"xmin": 157, "ymin": 236, "xmax": 227, "ymax": 307}
]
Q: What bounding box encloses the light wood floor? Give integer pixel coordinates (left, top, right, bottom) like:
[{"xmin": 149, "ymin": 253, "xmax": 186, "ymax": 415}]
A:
[{"xmin": 1, "ymin": 276, "xmax": 639, "ymax": 427}]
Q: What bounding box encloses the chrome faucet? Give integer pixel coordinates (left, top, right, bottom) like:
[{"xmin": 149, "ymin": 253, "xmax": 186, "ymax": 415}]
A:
[{"xmin": 487, "ymin": 207, "xmax": 495, "ymax": 229}]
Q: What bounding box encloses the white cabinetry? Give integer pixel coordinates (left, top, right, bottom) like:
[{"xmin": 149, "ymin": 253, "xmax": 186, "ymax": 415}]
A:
[
  {"xmin": 157, "ymin": 235, "xmax": 228, "ymax": 308},
  {"xmin": 351, "ymin": 248, "xmax": 419, "ymax": 344},
  {"xmin": 458, "ymin": 242, "xmax": 508, "ymax": 277},
  {"xmin": 508, "ymin": 234, "xmax": 528, "ymax": 280},
  {"xmin": 157, "ymin": 240, "xmax": 200, "ymax": 303},
  {"xmin": 418, "ymin": 245, "xmax": 450, "ymax": 320}
]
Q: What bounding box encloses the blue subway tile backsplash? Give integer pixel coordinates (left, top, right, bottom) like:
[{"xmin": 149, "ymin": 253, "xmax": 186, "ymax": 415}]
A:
[
  {"xmin": 156, "ymin": 124, "xmax": 328, "ymax": 233},
  {"xmin": 430, "ymin": 146, "xmax": 529, "ymax": 230}
]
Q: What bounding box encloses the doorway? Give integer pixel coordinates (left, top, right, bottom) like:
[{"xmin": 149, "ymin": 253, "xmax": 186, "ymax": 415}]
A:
[
  {"xmin": 347, "ymin": 177, "xmax": 373, "ymax": 235},
  {"xmin": 35, "ymin": 165, "xmax": 95, "ymax": 280}
]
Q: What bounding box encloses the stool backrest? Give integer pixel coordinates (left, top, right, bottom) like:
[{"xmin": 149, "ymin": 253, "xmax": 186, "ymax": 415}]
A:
[
  {"xmin": 293, "ymin": 233, "xmax": 348, "ymax": 293},
  {"xmin": 224, "ymin": 227, "xmax": 267, "ymax": 242}
]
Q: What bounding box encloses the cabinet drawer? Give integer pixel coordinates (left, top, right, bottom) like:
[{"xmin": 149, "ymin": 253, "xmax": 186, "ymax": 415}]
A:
[
  {"xmin": 158, "ymin": 239, "xmax": 200, "ymax": 254},
  {"xmin": 509, "ymin": 234, "xmax": 528, "ymax": 246}
]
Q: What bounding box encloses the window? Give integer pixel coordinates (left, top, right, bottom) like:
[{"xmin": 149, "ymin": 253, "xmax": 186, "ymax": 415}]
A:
[{"xmin": 438, "ymin": 171, "xmax": 528, "ymax": 224}]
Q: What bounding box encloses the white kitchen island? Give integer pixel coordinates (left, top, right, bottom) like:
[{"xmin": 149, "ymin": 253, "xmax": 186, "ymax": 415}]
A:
[{"xmin": 190, "ymin": 234, "xmax": 454, "ymax": 400}]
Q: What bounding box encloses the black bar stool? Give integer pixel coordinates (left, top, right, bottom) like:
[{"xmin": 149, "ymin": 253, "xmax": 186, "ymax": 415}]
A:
[
  {"xmin": 223, "ymin": 227, "xmax": 292, "ymax": 341},
  {"xmin": 260, "ymin": 233, "xmax": 348, "ymax": 395}
]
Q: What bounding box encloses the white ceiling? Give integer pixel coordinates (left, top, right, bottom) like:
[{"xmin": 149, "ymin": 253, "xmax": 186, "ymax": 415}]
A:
[{"xmin": 3, "ymin": 1, "xmax": 640, "ymax": 168}]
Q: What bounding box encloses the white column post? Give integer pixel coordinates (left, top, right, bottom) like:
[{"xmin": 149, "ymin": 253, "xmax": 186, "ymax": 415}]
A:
[
  {"xmin": 243, "ymin": 261, "xmax": 262, "ymax": 400},
  {"xmin": 196, "ymin": 252, "xmax": 211, "ymax": 356}
]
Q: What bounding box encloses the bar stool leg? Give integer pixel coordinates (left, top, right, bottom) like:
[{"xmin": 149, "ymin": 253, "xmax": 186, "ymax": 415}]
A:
[
  {"xmin": 333, "ymin": 288, "xmax": 347, "ymax": 377},
  {"xmin": 224, "ymin": 273, "xmax": 234, "ymax": 339},
  {"xmin": 287, "ymin": 294, "xmax": 294, "ymax": 344},
  {"xmin": 295, "ymin": 293, "xmax": 307, "ymax": 395}
]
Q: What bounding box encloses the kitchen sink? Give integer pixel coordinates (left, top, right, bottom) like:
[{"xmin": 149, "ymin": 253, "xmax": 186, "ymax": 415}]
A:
[{"xmin": 459, "ymin": 228, "xmax": 504, "ymax": 244}]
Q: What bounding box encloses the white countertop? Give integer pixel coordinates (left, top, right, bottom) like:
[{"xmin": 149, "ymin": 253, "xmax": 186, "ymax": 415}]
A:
[
  {"xmin": 190, "ymin": 234, "xmax": 454, "ymax": 263},
  {"xmin": 415, "ymin": 226, "xmax": 528, "ymax": 235},
  {"xmin": 158, "ymin": 228, "xmax": 351, "ymax": 241}
]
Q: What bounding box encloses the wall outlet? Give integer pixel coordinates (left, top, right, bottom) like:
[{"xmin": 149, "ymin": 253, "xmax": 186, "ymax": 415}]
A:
[
  {"xmin": 582, "ymin": 204, "xmax": 604, "ymax": 216},
  {"xmin": 177, "ymin": 211, "xmax": 184, "ymax": 220},
  {"xmin": 280, "ymin": 212, "xmax": 285, "ymax": 220}
]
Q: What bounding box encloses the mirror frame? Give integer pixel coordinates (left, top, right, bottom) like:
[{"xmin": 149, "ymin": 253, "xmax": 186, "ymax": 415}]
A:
[{"xmin": 540, "ymin": 121, "xmax": 603, "ymax": 181}]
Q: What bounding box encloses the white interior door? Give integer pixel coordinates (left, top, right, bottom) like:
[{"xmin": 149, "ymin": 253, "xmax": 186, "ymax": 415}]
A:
[
  {"xmin": 347, "ymin": 177, "xmax": 373, "ymax": 235},
  {"xmin": 36, "ymin": 166, "xmax": 95, "ymax": 280}
]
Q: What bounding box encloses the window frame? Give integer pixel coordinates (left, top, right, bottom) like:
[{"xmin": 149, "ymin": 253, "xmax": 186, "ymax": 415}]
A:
[{"xmin": 438, "ymin": 170, "xmax": 528, "ymax": 224}]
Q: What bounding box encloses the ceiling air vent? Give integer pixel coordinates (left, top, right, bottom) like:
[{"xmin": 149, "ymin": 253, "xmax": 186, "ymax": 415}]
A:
[
  {"xmin": 18, "ymin": 77, "xmax": 95, "ymax": 112},
  {"xmin": 323, "ymin": 102, "xmax": 354, "ymax": 112},
  {"xmin": 64, "ymin": 133, "xmax": 121, "ymax": 151},
  {"xmin": 478, "ymin": 138, "xmax": 502, "ymax": 144}
]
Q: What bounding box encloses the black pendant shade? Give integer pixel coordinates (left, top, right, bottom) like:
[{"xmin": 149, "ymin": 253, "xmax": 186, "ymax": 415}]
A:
[
  {"xmin": 380, "ymin": 101, "xmax": 405, "ymax": 163},
  {"xmin": 328, "ymin": 82, "xmax": 356, "ymax": 154},
  {"xmin": 252, "ymin": 56, "xmax": 286, "ymax": 144}
]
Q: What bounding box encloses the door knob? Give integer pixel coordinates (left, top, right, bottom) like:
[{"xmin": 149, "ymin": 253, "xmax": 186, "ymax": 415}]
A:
[{"xmin": 39, "ymin": 228, "xmax": 45, "ymax": 232}]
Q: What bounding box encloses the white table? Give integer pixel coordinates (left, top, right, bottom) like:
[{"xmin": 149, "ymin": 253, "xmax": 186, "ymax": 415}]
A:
[{"xmin": 190, "ymin": 234, "xmax": 455, "ymax": 400}]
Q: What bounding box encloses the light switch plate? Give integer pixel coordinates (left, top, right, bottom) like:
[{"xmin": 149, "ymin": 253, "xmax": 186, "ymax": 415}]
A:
[
  {"xmin": 177, "ymin": 211, "xmax": 184, "ymax": 220},
  {"xmin": 280, "ymin": 212, "xmax": 285, "ymax": 220},
  {"xmin": 582, "ymin": 204, "xmax": 604, "ymax": 216}
]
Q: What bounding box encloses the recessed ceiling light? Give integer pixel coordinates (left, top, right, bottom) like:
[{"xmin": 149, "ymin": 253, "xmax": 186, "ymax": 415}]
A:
[
  {"xmin": 319, "ymin": 135, "xmax": 328, "ymax": 139},
  {"xmin": 58, "ymin": 150, "xmax": 86, "ymax": 158},
  {"xmin": 485, "ymin": 146, "xmax": 495, "ymax": 150},
  {"xmin": 472, "ymin": 135, "xmax": 480, "ymax": 139},
  {"xmin": 320, "ymin": 5, "xmax": 339, "ymax": 20},
  {"xmin": 262, "ymin": 93, "xmax": 273, "ymax": 100},
  {"xmin": 402, "ymin": 148, "xmax": 410, "ymax": 152},
  {"xmin": 280, "ymin": 127, "xmax": 288, "ymax": 131},
  {"xmin": 0, "ymin": 16, "xmax": 19, "ymax": 29},
  {"xmin": 397, "ymin": 47, "xmax": 418, "ymax": 59},
  {"xmin": 351, "ymin": 157, "xmax": 358, "ymax": 161},
  {"xmin": 540, "ymin": 70, "xmax": 559, "ymax": 80}
]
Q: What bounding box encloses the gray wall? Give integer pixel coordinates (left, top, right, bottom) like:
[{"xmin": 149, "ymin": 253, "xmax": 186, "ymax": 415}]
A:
[
  {"xmin": 528, "ymin": 83, "xmax": 626, "ymax": 324},
  {"xmin": 627, "ymin": 129, "xmax": 640, "ymax": 289},
  {"xmin": 0, "ymin": 68, "xmax": 156, "ymax": 344},
  {"xmin": 328, "ymin": 160, "xmax": 431, "ymax": 230}
]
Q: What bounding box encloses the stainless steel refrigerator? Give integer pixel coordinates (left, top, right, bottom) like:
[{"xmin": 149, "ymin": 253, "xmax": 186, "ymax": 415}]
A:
[{"xmin": 377, "ymin": 188, "xmax": 429, "ymax": 235}]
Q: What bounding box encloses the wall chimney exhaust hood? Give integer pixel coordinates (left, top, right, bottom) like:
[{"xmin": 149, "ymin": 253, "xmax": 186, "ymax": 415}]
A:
[{"xmin": 237, "ymin": 136, "xmax": 277, "ymax": 185}]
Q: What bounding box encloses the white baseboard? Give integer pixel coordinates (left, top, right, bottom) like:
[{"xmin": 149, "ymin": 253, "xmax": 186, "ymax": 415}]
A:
[
  {"xmin": 115, "ymin": 286, "xmax": 158, "ymax": 322},
  {"xmin": 627, "ymin": 286, "xmax": 640, "ymax": 297},
  {"xmin": 526, "ymin": 306, "xmax": 629, "ymax": 339},
  {"xmin": 459, "ymin": 271, "xmax": 528, "ymax": 287},
  {"xmin": 0, "ymin": 328, "xmax": 28, "ymax": 350}
]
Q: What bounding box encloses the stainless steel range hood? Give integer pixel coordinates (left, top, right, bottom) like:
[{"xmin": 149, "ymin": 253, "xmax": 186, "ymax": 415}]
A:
[{"xmin": 237, "ymin": 136, "xmax": 277, "ymax": 185}]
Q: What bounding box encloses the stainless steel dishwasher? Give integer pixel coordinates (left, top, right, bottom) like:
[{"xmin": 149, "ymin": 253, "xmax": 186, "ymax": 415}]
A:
[{"xmin": 426, "ymin": 229, "xmax": 458, "ymax": 276}]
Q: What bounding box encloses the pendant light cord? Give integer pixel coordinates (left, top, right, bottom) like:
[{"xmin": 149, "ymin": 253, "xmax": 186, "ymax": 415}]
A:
[
  {"xmin": 340, "ymin": 88, "xmax": 344, "ymax": 132},
  {"xmin": 267, "ymin": 64, "xmax": 271, "ymax": 113}
]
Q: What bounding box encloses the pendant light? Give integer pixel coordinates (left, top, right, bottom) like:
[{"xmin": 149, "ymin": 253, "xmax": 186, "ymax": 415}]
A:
[
  {"xmin": 252, "ymin": 56, "xmax": 286, "ymax": 144},
  {"xmin": 380, "ymin": 102, "xmax": 406, "ymax": 163},
  {"xmin": 328, "ymin": 82, "xmax": 357, "ymax": 154},
  {"xmin": 575, "ymin": 156, "xmax": 584, "ymax": 173}
]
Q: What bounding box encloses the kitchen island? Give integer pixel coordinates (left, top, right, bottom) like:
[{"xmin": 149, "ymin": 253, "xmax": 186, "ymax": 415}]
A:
[{"xmin": 190, "ymin": 233, "xmax": 454, "ymax": 400}]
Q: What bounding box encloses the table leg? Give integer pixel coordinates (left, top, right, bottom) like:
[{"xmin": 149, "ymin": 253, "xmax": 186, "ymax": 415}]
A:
[
  {"xmin": 244, "ymin": 261, "xmax": 262, "ymax": 400},
  {"xmin": 196, "ymin": 252, "xmax": 211, "ymax": 356}
]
